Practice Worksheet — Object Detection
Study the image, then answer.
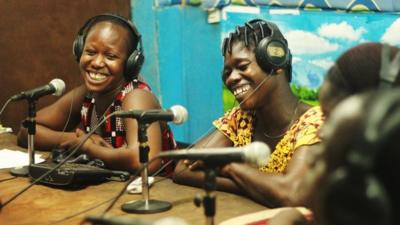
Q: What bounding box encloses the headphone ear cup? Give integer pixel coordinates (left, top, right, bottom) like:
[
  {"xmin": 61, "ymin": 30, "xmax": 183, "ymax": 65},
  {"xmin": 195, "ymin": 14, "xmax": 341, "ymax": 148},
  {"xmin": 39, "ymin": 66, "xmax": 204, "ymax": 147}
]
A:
[
  {"xmin": 321, "ymin": 167, "xmax": 391, "ymax": 225},
  {"xmin": 72, "ymin": 35, "xmax": 84, "ymax": 62},
  {"xmin": 125, "ymin": 50, "xmax": 144, "ymax": 80},
  {"xmin": 255, "ymin": 37, "xmax": 289, "ymax": 74}
]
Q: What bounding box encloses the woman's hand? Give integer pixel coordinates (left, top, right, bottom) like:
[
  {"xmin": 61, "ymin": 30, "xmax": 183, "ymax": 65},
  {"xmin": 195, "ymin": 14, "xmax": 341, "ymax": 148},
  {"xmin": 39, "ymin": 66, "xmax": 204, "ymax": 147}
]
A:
[
  {"xmin": 220, "ymin": 163, "xmax": 234, "ymax": 178},
  {"xmin": 76, "ymin": 129, "xmax": 112, "ymax": 148},
  {"xmin": 60, "ymin": 128, "xmax": 112, "ymax": 153},
  {"xmin": 182, "ymin": 159, "xmax": 204, "ymax": 171}
]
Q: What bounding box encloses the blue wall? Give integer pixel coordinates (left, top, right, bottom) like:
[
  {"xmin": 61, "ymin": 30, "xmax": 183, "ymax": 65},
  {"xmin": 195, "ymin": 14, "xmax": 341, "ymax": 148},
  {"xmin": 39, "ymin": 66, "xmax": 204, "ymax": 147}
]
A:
[{"xmin": 132, "ymin": 1, "xmax": 223, "ymax": 144}]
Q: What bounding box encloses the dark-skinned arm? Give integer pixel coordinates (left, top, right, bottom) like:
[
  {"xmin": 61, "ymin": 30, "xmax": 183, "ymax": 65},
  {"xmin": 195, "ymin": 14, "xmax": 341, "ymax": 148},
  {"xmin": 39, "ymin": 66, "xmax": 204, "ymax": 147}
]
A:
[
  {"xmin": 172, "ymin": 130, "xmax": 245, "ymax": 195},
  {"xmin": 17, "ymin": 85, "xmax": 86, "ymax": 150},
  {"xmin": 221, "ymin": 145, "xmax": 317, "ymax": 207},
  {"xmin": 61, "ymin": 88, "xmax": 165, "ymax": 173}
]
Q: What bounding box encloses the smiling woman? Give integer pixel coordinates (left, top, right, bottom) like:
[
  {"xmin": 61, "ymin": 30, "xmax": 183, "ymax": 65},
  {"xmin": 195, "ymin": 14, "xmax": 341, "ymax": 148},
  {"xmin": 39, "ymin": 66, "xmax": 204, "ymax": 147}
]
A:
[
  {"xmin": 173, "ymin": 19, "xmax": 324, "ymax": 207},
  {"xmin": 16, "ymin": 14, "xmax": 176, "ymax": 174},
  {"xmin": 80, "ymin": 22, "xmax": 130, "ymax": 95}
]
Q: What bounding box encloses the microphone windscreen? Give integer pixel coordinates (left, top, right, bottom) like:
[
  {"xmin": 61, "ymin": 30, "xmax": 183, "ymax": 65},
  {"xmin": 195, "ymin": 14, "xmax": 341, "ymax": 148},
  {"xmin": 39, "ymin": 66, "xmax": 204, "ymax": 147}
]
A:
[
  {"xmin": 50, "ymin": 78, "xmax": 66, "ymax": 96},
  {"xmin": 244, "ymin": 141, "xmax": 271, "ymax": 167},
  {"xmin": 170, "ymin": 105, "xmax": 188, "ymax": 124}
]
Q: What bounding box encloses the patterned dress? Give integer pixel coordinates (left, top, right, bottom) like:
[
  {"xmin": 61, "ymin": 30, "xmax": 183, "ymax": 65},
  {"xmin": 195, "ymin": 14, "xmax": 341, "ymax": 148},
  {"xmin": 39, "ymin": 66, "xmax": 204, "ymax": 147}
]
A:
[
  {"xmin": 80, "ymin": 79, "xmax": 177, "ymax": 175},
  {"xmin": 213, "ymin": 106, "xmax": 324, "ymax": 173}
]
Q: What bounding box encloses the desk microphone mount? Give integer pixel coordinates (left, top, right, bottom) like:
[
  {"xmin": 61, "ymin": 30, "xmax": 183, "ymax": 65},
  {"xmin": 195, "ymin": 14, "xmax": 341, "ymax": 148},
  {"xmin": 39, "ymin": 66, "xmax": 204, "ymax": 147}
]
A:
[
  {"xmin": 121, "ymin": 122, "xmax": 172, "ymax": 214},
  {"xmin": 10, "ymin": 99, "xmax": 37, "ymax": 177},
  {"xmin": 194, "ymin": 165, "xmax": 218, "ymax": 225}
]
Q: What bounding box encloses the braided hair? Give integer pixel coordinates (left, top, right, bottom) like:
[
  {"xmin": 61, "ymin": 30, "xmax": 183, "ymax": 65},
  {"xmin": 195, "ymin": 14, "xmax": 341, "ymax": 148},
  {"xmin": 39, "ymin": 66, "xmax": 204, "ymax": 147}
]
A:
[{"xmin": 221, "ymin": 19, "xmax": 292, "ymax": 81}]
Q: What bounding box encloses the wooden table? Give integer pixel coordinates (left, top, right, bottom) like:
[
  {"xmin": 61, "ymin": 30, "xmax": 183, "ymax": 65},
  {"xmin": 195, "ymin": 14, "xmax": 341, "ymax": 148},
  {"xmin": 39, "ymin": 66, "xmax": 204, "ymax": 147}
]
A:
[{"xmin": 0, "ymin": 133, "xmax": 266, "ymax": 225}]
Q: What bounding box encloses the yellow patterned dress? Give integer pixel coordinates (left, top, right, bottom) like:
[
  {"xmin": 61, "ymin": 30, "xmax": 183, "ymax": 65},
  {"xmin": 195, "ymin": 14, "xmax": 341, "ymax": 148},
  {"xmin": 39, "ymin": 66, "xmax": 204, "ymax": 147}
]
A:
[{"xmin": 213, "ymin": 106, "xmax": 324, "ymax": 174}]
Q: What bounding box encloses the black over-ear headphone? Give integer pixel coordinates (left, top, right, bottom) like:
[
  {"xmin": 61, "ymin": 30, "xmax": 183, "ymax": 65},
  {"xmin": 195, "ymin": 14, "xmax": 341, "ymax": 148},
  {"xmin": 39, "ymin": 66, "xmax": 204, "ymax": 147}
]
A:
[
  {"xmin": 319, "ymin": 89, "xmax": 400, "ymax": 225},
  {"xmin": 379, "ymin": 43, "xmax": 400, "ymax": 88},
  {"xmin": 251, "ymin": 19, "xmax": 292, "ymax": 75},
  {"xmin": 72, "ymin": 13, "xmax": 144, "ymax": 80}
]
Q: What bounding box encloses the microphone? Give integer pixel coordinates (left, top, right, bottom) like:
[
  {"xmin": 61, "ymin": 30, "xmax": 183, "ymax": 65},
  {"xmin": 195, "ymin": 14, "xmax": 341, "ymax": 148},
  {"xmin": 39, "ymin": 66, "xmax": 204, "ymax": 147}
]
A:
[
  {"xmin": 112, "ymin": 105, "xmax": 188, "ymax": 124},
  {"xmin": 157, "ymin": 141, "xmax": 271, "ymax": 166},
  {"xmin": 11, "ymin": 78, "xmax": 66, "ymax": 101}
]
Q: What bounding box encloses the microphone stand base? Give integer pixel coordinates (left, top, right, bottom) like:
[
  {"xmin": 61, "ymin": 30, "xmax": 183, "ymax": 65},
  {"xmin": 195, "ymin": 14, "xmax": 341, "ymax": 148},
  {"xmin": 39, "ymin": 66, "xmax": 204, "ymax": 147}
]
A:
[
  {"xmin": 121, "ymin": 199, "xmax": 172, "ymax": 214},
  {"xmin": 10, "ymin": 166, "xmax": 29, "ymax": 177}
]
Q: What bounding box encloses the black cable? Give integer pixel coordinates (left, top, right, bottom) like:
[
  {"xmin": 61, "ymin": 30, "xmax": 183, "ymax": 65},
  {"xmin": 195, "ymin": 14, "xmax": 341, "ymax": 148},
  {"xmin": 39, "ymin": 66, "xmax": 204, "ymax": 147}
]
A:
[
  {"xmin": 49, "ymin": 113, "xmax": 176, "ymax": 220},
  {"xmin": 45, "ymin": 154, "xmax": 162, "ymax": 224},
  {"xmin": 100, "ymin": 152, "xmax": 201, "ymax": 216},
  {"xmin": 101, "ymin": 156, "xmax": 159, "ymax": 215},
  {"xmin": 151, "ymin": 160, "xmax": 189, "ymax": 186},
  {"xmin": 52, "ymin": 158, "xmax": 179, "ymax": 224},
  {"xmin": 1, "ymin": 108, "xmax": 185, "ymax": 220},
  {"xmin": 94, "ymin": 129, "xmax": 203, "ymax": 215},
  {"xmin": 0, "ymin": 97, "xmax": 12, "ymax": 126},
  {"xmin": 0, "ymin": 113, "xmax": 110, "ymax": 209},
  {"xmin": 48, "ymin": 116, "xmax": 165, "ymax": 223},
  {"xmin": 0, "ymin": 176, "xmax": 18, "ymax": 183},
  {"xmin": 47, "ymin": 197, "xmax": 115, "ymax": 225}
]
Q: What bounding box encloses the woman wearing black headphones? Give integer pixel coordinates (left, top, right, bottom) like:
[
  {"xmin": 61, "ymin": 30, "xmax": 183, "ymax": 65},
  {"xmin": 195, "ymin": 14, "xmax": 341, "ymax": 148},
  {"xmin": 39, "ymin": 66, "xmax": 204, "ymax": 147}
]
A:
[
  {"xmin": 17, "ymin": 14, "xmax": 176, "ymax": 173},
  {"xmin": 173, "ymin": 19, "xmax": 324, "ymax": 207}
]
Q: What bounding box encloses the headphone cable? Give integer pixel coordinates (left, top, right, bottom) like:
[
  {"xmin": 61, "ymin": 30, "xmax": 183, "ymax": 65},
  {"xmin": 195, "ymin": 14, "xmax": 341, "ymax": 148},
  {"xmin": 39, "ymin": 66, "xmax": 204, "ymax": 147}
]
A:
[
  {"xmin": 170, "ymin": 75, "xmax": 272, "ymax": 182},
  {"xmin": 0, "ymin": 97, "xmax": 13, "ymax": 129}
]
